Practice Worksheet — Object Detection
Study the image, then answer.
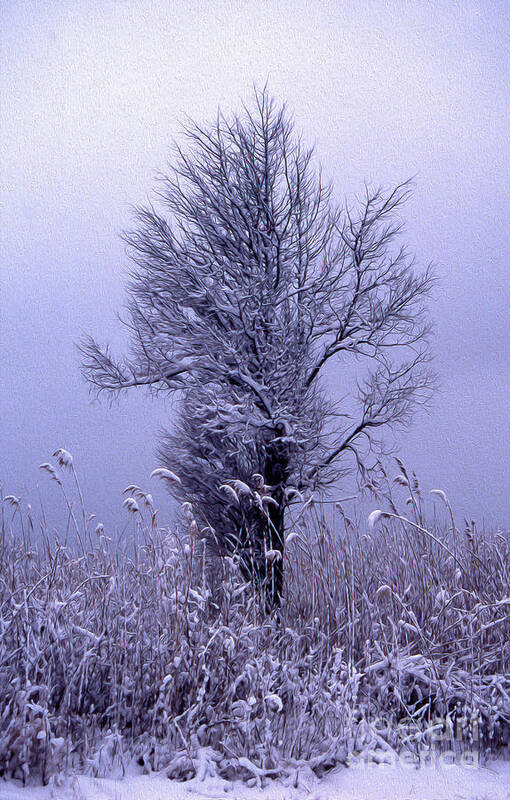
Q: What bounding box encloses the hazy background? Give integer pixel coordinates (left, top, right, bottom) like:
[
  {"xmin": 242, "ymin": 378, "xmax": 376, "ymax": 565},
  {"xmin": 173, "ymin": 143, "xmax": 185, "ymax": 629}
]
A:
[{"xmin": 1, "ymin": 0, "xmax": 509, "ymax": 531}]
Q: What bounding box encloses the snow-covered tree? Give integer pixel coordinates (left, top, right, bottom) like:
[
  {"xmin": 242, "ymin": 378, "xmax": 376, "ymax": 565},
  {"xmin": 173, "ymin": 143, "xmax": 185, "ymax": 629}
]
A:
[{"xmin": 81, "ymin": 90, "xmax": 435, "ymax": 607}]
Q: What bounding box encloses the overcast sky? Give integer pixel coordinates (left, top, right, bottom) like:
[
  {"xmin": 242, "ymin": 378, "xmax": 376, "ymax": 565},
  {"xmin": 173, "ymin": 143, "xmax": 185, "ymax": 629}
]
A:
[{"xmin": 1, "ymin": 0, "xmax": 509, "ymax": 531}]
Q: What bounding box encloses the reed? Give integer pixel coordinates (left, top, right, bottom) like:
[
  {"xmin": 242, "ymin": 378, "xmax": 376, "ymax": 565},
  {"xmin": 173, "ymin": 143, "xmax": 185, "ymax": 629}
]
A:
[{"xmin": 0, "ymin": 453, "xmax": 508, "ymax": 785}]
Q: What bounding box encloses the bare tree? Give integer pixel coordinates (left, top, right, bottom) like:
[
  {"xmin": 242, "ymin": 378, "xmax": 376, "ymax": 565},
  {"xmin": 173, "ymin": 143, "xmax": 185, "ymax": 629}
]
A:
[{"xmin": 81, "ymin": 90, "xmax": 435, "ymax": 607}]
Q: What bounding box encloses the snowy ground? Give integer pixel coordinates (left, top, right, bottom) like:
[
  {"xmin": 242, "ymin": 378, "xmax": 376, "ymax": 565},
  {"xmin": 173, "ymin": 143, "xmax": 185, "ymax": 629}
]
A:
[{"xmin": 1, "ymin": 761, "xmax": 509, "ymax": 800}]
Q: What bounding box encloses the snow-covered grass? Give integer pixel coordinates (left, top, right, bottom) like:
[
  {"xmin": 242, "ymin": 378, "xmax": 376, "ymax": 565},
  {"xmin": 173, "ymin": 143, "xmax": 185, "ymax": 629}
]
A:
[{"xmin": 1, "ymin": 454, "xmax": 509, "ymax": 789}]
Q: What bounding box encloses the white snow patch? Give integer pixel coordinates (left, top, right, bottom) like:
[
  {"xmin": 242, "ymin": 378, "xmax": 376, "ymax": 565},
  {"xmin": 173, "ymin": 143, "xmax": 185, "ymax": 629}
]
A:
[{"xmin": 1, "ymin": 761, "xmax": 509, "ymax": 800}]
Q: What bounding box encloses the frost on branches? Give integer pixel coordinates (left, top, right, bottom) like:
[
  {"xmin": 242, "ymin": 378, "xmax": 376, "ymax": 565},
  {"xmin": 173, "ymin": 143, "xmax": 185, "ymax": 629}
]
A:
[{"xmin": 81, "ymin": 89, "xmax": 435, "ymax": 607}]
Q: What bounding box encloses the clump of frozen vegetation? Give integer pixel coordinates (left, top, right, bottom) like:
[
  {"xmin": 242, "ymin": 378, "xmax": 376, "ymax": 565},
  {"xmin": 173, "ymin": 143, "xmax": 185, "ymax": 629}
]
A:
[{"xmin": 0, "ymin": 454, "xmax": 508, "ymax": 786}]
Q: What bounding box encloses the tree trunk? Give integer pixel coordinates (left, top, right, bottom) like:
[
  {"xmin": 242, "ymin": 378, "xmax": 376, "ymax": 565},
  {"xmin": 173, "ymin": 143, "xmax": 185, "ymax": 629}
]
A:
[
  {"xmin": 262, "ymin": 437, "xmax": 289, "ymax": 610},
  {"xmin": 233, "ymin": 437, "xmax": 290, "ymax": 611},
  {"xmin": 264, "ymin": 489, "xmax": 285, "ymax": 610},
  {"xmin": 237, "ymin": 492, "xmax": 285, "ymax": 611}
]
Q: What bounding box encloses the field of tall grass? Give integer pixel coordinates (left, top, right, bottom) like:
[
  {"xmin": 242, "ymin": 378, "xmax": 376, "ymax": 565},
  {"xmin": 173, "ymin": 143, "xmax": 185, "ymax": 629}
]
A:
[{"xmin": 1, "ymin": 452, "xmax": 508, "ymax": 786}]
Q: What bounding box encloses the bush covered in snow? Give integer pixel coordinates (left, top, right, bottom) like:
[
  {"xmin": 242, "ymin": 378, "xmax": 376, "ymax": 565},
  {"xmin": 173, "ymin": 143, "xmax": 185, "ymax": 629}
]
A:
[{"xmin": 0, "ymin": 455, "xmax": 508, "ymax": 785}]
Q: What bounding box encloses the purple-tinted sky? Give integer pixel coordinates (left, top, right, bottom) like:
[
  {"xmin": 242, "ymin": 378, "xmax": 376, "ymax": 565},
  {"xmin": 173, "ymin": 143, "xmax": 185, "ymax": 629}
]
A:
[{"xmin": 1, "ymin": 0, "xmax": 509, "ymax": 530}]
